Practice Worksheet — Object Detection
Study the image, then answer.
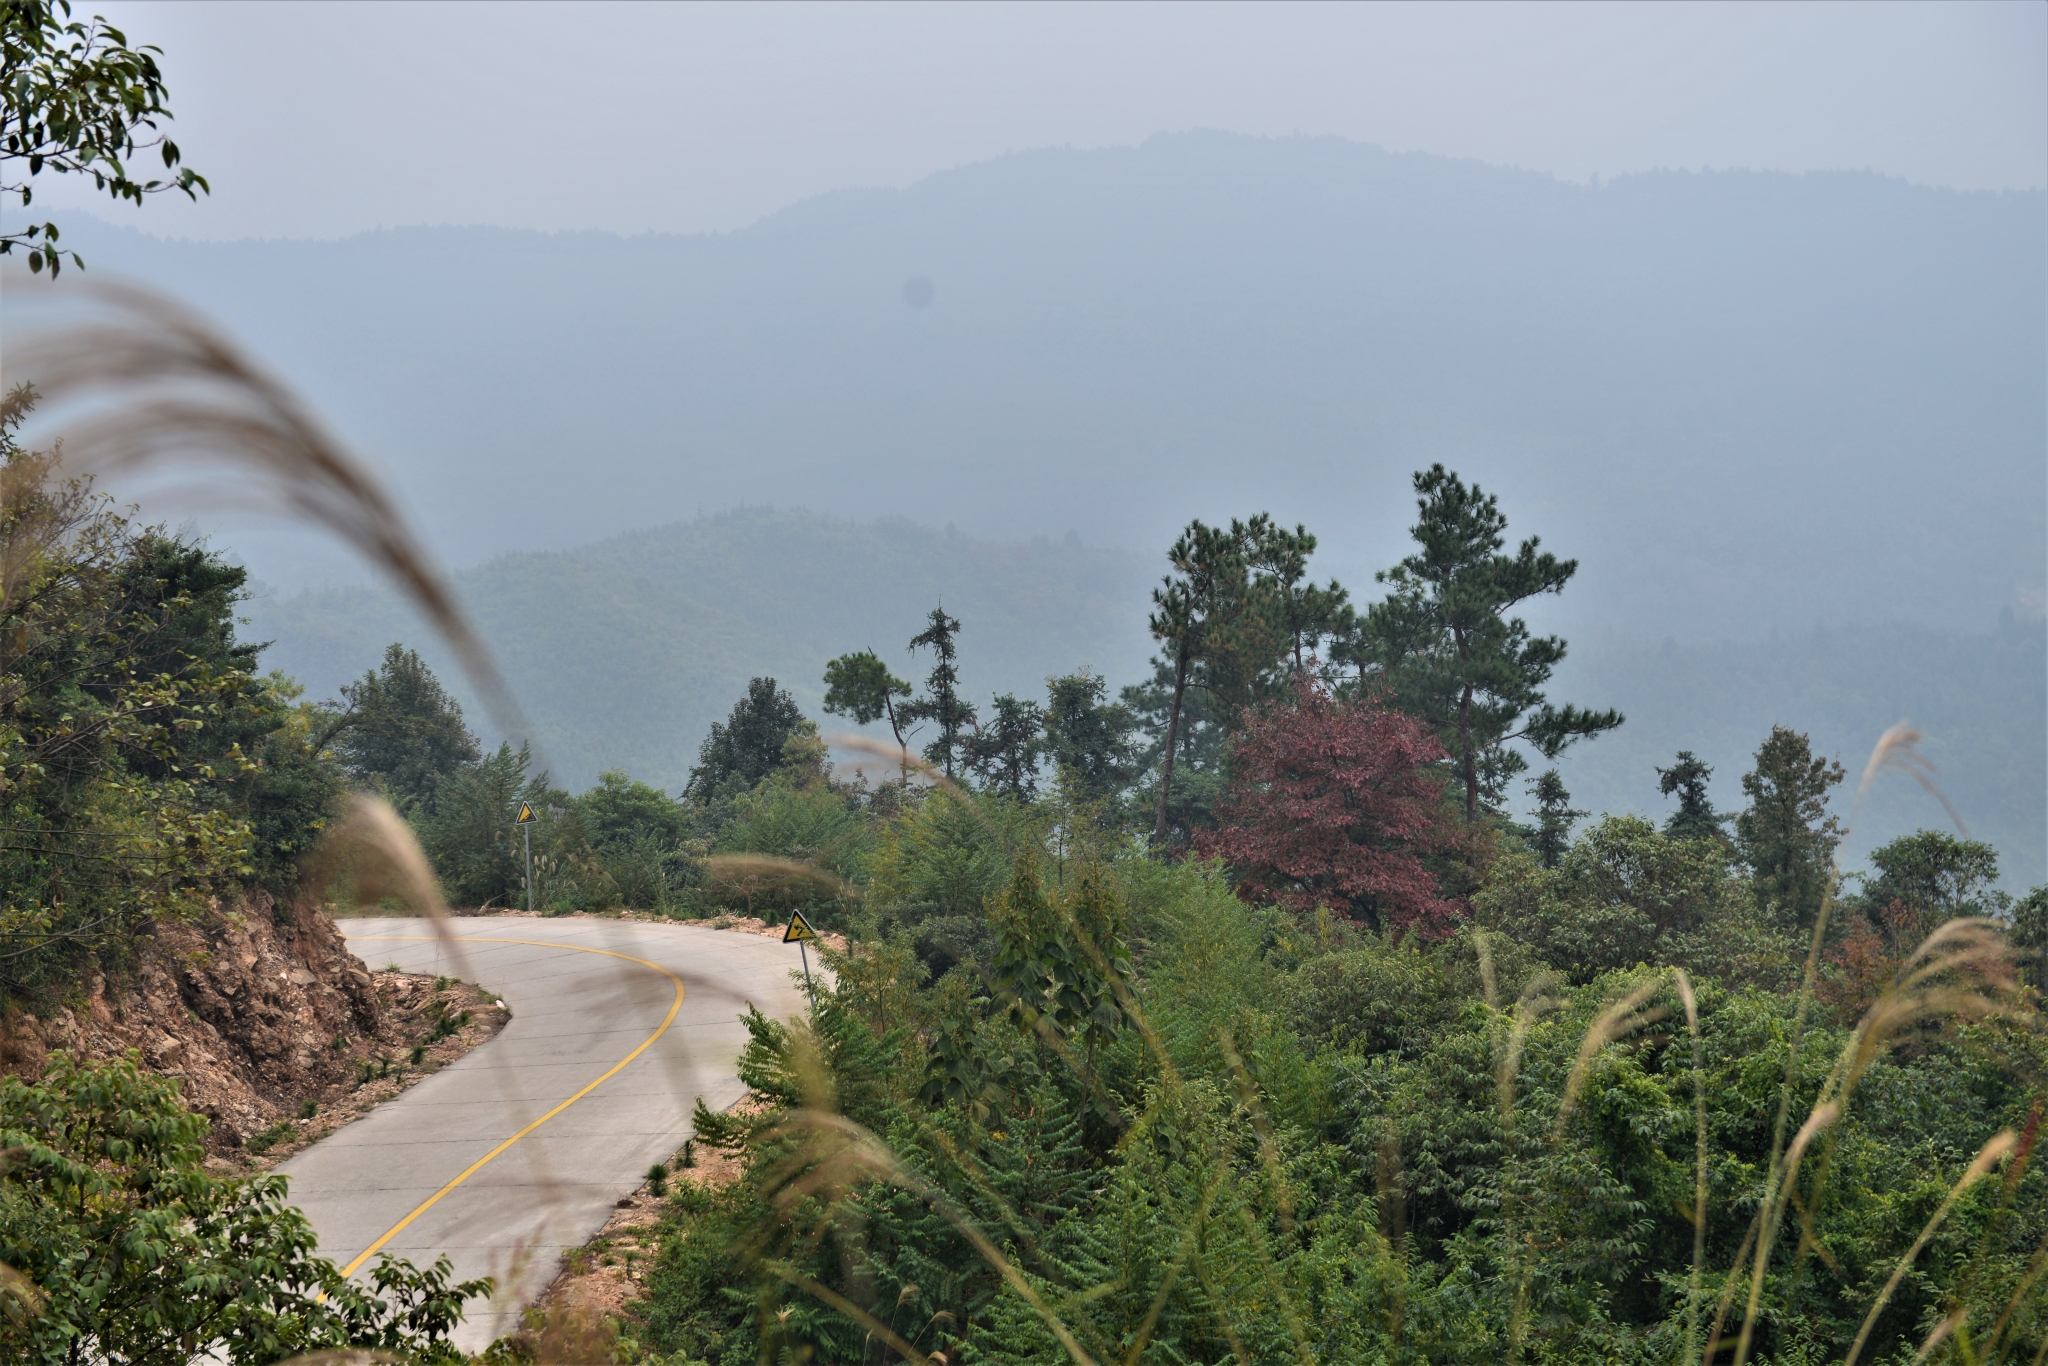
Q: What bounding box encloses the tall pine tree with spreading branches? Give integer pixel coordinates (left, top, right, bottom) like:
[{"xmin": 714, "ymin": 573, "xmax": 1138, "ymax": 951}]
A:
[
  {"xmin": 1146, "ymin": 520, "xmax": 1247, "ymax": 843},
  {"xmin": 1359, "ymin": 465, "xmax": 1622, "ymax": 821},
  {"xmin": 1735, "ymin": 725, "xmax": 1844, "ymax": 928},
  {"xmin": 1528, "ymin": 768, "xmax": 1585, "ymax": 868},
  {"xmin": 1657, "ymin": 750, "xmax": 1729, "ymax": 843}
]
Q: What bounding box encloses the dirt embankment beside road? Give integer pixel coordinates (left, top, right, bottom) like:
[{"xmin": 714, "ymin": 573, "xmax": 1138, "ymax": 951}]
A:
[{"xmin": 0, "ymin": 897, "xmax": 505, "ymax": 1164}]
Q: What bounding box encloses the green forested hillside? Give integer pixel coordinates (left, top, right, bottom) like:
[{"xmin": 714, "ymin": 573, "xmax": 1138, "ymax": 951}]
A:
[
  {"xmin": 12, "ymin": 6, "xmax": 2046, "ymax": 1360},
  {"xmin": 246, "ymin": 506, "xmax": 2046, "ymax": 886},
  {"xmin": 11, "ymin": 395, "xmax": 2044, "ymax": 1361}
]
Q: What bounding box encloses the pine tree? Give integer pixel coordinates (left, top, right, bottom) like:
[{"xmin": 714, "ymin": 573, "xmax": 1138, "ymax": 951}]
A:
[
  {"xmin": 1244, "ymin": 517, "xmax": 1352, "ymax": 675},
  {"xmin": 963, "ymin": 693, "xmax": 1045, "ymax": 799},
  {"xmin": 1042, "ymin": 669, "xmax": 1137, "ymax": 803},
  {"xmin": 1359, "ymin": 465, "xmax": 1622, "ymax": 821},
  {"xmin": 685, "ymin": 677, "xmax": 806, "ymax": 801},
  {"xmin": 1528, "ymin": 768, "xmax": 1584, "ymax": 868},
  {"xmin": 1147, "ymin": 520, "xmax": 1246, "ymax": 843},
  {"xmin": 821, "ymin": 649, "xmax": 916, "ymax": 781},
  {"xmin": 1734, "ymin": 725, "xmax": 1844, "ymax": 927},
  {"xmin": 419, "ymin": 742, "xmax": 541, "ymax": 907},
  {"xmin": 902, "ymin": 606, "xmax": 975, "ymax": 779},
  {"xmin": 1656, "ymin": 750, "xmax": 1728, "ymax": 843}
]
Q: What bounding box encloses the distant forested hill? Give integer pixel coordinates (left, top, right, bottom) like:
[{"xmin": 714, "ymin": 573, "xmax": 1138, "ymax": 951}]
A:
[
  {"xmin": 50, "ymin": 131, "xmax": 2044, "ymax": 647},
  {"xmin": 246, "ymin": 507, "xmax": 1157, "ymax": 793},
  {"xmin": 247, "ymin": 507, "xmax": 2045, "ymax": 888}
]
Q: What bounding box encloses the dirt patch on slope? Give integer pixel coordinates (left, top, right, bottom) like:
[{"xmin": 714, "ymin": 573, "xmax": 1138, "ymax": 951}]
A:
[{"xmin": 228, "ymin": 969, "xmax": 509, "ymax": 1176}]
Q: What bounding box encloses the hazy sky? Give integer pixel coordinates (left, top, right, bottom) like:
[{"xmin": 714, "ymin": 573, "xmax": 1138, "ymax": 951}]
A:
[{"xmin": 34, "ymin": 0, "xmax": 2047, "ymax": 241}]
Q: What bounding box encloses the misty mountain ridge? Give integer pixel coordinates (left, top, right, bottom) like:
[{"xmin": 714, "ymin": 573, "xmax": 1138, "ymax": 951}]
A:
[
  {"xmin": 244, "ymin": 504, "xmax": 2045, "ymax": 889},
  {"xmin": 41, "ymin": 129, "xmax": 2043, "ymax": 647}
]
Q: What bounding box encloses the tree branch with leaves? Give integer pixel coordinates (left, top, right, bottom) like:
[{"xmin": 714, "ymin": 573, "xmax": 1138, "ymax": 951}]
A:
[
  {"xmin": 2, "ymin": 0, "xmax": 209, "ymax": 274},
  {"xmin": 901, "ymin": 606, "xmax": 974, "ymax": 781}
]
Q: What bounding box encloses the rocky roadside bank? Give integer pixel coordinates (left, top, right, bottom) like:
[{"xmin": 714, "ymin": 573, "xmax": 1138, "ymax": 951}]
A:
[
  {"xmin": 0, "ymin": 897, "xmax": 506, "ymax": 1166},
  {"xmin": 225, "ymin": 967, "xmax": 510, "ymax": 1177}
]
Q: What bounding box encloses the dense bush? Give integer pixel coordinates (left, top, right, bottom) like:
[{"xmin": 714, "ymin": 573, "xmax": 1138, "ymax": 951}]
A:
[
  {"xmin": 582, "ymin": 625, "xmax": 2048, "ymax": 1365},
  {"xmin": 621, "ymin": 828, "xmax": 2045, "ymax": 1366},
  {"xmin": 1474, "ymin": 815, "xmax": 1802, "ymax": 988},
  {"xmin": 0, "ymin": 1053, "xmax": 488, "ymax": 1363}
]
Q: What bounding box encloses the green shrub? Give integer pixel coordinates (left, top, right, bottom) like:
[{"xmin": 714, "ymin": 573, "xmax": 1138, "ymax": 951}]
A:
[
  {"xmin": 863, "ymin": 785, "xmax": 1026, "ymax": 919},
  {"xmin": 1474, "ymin": 815, "xmax": 1800, "ymax": 986},
  {"xmin": 242, "ymin": 1120, "xmax": 296, "ymax": 1155},
  {"xmin": 719, "ymin": 775, "xmax": 870, "ymax": 880},
  {"xmin": 1283, "ymin": 937, "xmax": 1456, "ymax": 1056},
  {"xmin": 0, "ymin": 1053, "xmax": 489, "ymax": 1363}
]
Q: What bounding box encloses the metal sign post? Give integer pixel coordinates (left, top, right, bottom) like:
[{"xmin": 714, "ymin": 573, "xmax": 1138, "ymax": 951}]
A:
[
  {"xmin": 783, "ymin": 908, "xmax": 819, "ymax": 1006},
  {"xmin": 515, "ymin": 801, "xmax": 537, "ymax": 913}
]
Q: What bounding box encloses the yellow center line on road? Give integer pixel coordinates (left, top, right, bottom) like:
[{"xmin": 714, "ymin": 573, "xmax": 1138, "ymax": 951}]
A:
[{"xmin": 335, "ymin": 934, "xmax": 685, "ymax": 1279}]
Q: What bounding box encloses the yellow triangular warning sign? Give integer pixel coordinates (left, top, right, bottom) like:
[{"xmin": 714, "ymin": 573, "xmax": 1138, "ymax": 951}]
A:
[
  {"xmin": 783, "ymin": 909, "xmax": 818, "ymax": 944},
  {"xmin": 514, "ymin": 802, "xmax": 537, "ymax": 825}
]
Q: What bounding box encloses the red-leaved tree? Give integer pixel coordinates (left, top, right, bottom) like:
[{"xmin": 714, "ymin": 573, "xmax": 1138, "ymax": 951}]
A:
[{"xmin": 1200, "ymin": 677, "xmax": 1462, "ymax": 938}]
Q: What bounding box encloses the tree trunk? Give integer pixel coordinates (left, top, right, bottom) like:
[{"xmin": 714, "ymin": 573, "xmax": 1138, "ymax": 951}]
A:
[
  {"xmin": 884, "ymin": 695, "xmax": 909, "ymax": 785},
  {"xmin": 1154, "ymin": 647, "xmax": 1191, "ymax": 846},
  {"xmin": 1459, "ymin": 680, "xmax": 1477, "ymax": 822}
]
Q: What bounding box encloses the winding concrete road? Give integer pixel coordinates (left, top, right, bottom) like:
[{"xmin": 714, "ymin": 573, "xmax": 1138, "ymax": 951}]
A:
[{"xmin": 276, "ymin": 916, "xmax": 812, "ymax": 1351}]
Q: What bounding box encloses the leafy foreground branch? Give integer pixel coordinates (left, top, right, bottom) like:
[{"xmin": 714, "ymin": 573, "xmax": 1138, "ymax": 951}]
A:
[{"xmin": 0, "ymin": 1051, "xmax": 489, "ymax": 1364}]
